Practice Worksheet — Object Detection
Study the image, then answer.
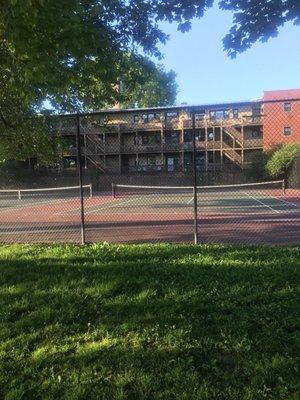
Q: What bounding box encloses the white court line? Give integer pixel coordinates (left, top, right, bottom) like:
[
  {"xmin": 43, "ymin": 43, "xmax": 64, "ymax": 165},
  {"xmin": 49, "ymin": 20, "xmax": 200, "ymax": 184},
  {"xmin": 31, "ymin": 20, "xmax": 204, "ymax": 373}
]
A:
[
  {"xmin": 0, "ymin": 198, "xmax": 69, "ymax": 212},
  {"xmin": 269, "ymin": 196, "xmax": 300, "ymax": 209},
  {"xmin": 242, "ymin": 192, "xmax": 281, "ymax": 214},
  {"xmin": 83, "ymin": 196, "xmax": 148, "ymax": 215},
  {"xmin": 53, "ymin": 194, "xmax": 168, "ymax": 216}
]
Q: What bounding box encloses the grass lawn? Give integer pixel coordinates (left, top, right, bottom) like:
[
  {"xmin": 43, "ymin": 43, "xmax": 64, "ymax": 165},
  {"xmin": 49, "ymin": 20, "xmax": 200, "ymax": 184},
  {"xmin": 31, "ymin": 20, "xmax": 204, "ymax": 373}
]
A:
[{"xmin": 0, "ymin": 244, "xmax": 299, "ymax": 400}]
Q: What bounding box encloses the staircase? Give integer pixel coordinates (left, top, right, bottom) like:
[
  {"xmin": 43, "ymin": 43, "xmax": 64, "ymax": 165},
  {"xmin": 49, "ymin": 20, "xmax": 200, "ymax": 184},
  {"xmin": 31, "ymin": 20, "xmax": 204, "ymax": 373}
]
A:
[
  {"xmin": 85, "ymin": 134, "xmax": 105, "ymax": 172},
  {"xmin": 223, "ymin": 126, "xmax": 243, "ymax": 148},
  {"xmin": 223, "ymin": 146, "xmax": 242, "ymax": 165}
]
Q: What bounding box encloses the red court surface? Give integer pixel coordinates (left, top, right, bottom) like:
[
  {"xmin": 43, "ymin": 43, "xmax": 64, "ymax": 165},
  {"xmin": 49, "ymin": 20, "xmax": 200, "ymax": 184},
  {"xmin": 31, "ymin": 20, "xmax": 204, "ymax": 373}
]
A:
[{"xmin": 0, "ymin": 187, "xmax": 299, "ymax": 245}]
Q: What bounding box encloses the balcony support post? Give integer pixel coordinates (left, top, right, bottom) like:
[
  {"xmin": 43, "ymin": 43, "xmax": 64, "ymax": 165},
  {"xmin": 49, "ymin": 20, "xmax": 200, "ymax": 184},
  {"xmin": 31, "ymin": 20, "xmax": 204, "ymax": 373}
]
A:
[
  {"xmin": 84, "ymin": 133, "xmax": 87, "ymax": 168},
  {"xmin": 220, "ymin": 124, "xmax": 223, "ymax": 168},
  {"xmin": 241, "ymin": 125, "xmax": 244, "ymax": 168},
  {"xmin": 205, "ymin": 126, "xmax": 208, "ymax": 171}
]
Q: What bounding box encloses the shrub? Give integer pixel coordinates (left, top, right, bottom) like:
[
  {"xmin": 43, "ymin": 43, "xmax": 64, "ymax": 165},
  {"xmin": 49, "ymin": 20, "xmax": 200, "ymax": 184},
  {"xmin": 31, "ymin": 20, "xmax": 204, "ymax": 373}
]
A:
[
  {"xmin": 266, "ymin": 143, "xmax": 300, "ymax": 178},
  {"xmin": 246, "ymin": 151, "xmax": 271, "ymax": 181}
]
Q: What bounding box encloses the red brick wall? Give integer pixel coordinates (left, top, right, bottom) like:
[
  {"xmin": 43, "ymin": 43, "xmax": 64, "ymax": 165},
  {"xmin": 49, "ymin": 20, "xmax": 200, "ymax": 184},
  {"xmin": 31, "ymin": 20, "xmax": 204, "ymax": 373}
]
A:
[{"xmin": 263, "ymin": 90, "xmax": 300, "ymax": 151}]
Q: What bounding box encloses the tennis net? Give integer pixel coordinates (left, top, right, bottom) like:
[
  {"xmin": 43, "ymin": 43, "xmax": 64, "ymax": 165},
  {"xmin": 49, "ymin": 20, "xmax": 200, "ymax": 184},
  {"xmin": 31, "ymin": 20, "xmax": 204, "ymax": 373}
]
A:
[
  {"xmin": 0, "ymin": 184, "xmax": 93, "ymax": 200},
  {"xmin": 112, "ymin": 180, "xmax": 285, "ymax": 199}
]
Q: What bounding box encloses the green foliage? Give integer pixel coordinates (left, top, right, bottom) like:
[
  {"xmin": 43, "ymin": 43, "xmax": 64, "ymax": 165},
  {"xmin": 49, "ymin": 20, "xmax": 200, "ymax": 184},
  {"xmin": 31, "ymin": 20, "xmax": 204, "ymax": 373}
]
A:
[
  {"xmin": 0, "ymin": 244, "xmax": 299, "ymax": 399},
  {"xmin": 122, "ymin": 62, "xmax": 178, "ymax": 108},
  {"xmin": 220, "ymin": 0, "xmax": 300, "ymax": 57},
  {"xmin": 266, "ymin": 143, "xmax": 300, "ymax": 178},
  {"xmin": 0, "ymin": 117, "xmax": 64, "ymax": 165},
  {"xmin": 1, "ymin": 0, "xmax": 297, "ymax": 120},
  {"xmin": 1, "ymin": 0, "xmax": 297, "ymax": 160},
  {"xmin": 246, "ymin": 151, "xmax": 271, "ymax": 181},
  {"xmin": 0, "ymin": 0, "xmax": 206, "ymax": 119},
  {"xmin": 2, "ymin": 0, "xmax": 295, "ymax": 118}
]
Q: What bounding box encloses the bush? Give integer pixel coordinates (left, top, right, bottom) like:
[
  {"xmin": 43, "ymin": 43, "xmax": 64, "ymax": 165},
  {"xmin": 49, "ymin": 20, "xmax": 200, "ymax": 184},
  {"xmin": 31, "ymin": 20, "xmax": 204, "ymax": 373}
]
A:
[
  {"xmin": 246, "ymin": 151, "xmax": 271, "ymax": 181},
  {"xmin": 266, "ymin": 143, "xmax": 300, "ymax": 178}
]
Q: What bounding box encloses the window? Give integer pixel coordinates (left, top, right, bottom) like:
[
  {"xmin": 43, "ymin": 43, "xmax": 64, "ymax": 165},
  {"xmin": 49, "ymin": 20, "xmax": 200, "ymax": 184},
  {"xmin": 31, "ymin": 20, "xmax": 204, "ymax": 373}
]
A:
[
  {"xmin": 210, "ymin": 110, "xmax": 230, "ymax": 120},
  {"xmin": 141, "ymin": 133, "xmax": 161, "ymax": 145},
  {"xmin": 166, "ymin": 111, "xmax": 179, "ymax": 120},
  {"xmin": 208, "ymin": 152, "xmax": 214, "ymax": 163},
  {"xmin": 196, "ymin": 153, "xmax": 205, "ymax": 166},
  {"xmin": 252, "ymin": 106, "xmax": 261, "ymax": 117},
  {"xmin": 165, "ymin": 131, "xmax": 179, "ymax": 144},
  {"xmin": 283, "ymin": 127, "xmax": 292, "ymax": 136},
  {"xmin": 141, "ymin": 113, "xmax": 161, "ymax": 123},
  {"xmin": 184, "ymin": 153, "xmax": 192, "ymax": 166},
  {"xmin": 195, "ymin": 129, "xmax": 205, "ymax": 141},
  {"xmin": 195, "ymin": 111, "xmax": 205, "ymax": 121},
  {"xmin": 284, "ymin": 102, "xmax": 291, "ymax": 112},
  {"xmin": 251, "ymin": 130, "xmax": 261, "ymax": 138},
  {"xmin": 208, "ymin": 129, "xmax": 214, "ymax": 141},
  {"xmin": 147, "ymin": 156, "xmax": 156, "ymax": 165},
  {"xmin": 233, "ymin": 109, "xmax": 239, "ymax": 118},
  {"xmin": 184, "ymin": 131, "xmax": 193, "ymax": 142},
  {"xmin": 134, "ymin": 115, "xmax": 140, "ymax": 123}
]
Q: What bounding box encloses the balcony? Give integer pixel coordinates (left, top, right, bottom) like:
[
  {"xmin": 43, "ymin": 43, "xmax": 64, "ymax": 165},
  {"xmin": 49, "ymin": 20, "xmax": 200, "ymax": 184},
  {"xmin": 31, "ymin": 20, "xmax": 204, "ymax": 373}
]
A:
[
  {"xmin": 123, "ymin": 164, "xmax": 165, "ymax": 173},
  {"xmin": 57, "ymin": 113, "xmax": 264, "ymax": 138},
  {"xmin": 122, "ymin": 143, "xmax": 162, "ymax": 153},
  {"xmin": 104, "ymin": 144, "xmax": 121, "ymax": 154},
  {"xmin": 242, "ymin": 115, "xmax": 263, "ymax": 125},
  {"xmin": 163, "ymin": 142, "xmax": 180, "ymax": 151},
  {"xmin": 207, "ymin": 140, "xmax": 222, "ymax": 149},
  {"xmin": 119, "ymin": 121, "xmax": 162, "ymax": 133},
  {"xmin": 243, "ymin": 138, "xmax": 263, "ymax": 148}
]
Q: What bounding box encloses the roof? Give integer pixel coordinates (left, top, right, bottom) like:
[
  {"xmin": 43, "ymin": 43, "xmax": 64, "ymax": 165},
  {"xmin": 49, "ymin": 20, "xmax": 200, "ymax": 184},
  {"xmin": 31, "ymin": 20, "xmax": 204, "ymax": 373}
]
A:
[
  {"xmin": 91, "ymin": 99, "xmax": 262, "ymax": 116},
  {"xmin": 263, "ymin": 89, "xmax": 300, "ymax": 101}
]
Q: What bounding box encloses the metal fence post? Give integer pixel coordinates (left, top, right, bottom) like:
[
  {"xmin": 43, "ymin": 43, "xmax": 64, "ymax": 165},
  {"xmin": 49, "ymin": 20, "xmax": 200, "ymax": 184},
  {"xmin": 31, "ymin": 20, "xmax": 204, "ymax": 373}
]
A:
[
  {"xmin": 192, "ymin": 109, "xmax": 199, "ymax": 244},
  {"xmin": 76, "ymin": 113, "xmax": 86, "ymax": 244}
]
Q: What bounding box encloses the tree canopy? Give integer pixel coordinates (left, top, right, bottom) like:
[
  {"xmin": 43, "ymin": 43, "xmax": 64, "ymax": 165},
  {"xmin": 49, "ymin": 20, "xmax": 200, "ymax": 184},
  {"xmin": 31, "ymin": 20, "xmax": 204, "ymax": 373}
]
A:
[
  {"xmin": 1, "ymin": 0, "xmax": 298, "ymax": 124},
  {"xmin": 122, "ymin": 61, "xmax": 178, "ymax": 109},
  {"xmin": 266, "ymin": 143, "xmax": 300, "ymax": 179},
  {"xmin": 0, "ymin": 0, "xmax": 210, "ymax": 124},
  {"xmin": 220, "ymin": 0, "xmax": 300, "ymax": 58}
]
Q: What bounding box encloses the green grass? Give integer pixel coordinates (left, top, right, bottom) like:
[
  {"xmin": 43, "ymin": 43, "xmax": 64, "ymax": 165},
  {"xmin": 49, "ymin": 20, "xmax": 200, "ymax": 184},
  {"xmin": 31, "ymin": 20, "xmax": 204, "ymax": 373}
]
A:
[{"xmin": 0, "ymin": 244, "xmax": 299, "ymax": 400}]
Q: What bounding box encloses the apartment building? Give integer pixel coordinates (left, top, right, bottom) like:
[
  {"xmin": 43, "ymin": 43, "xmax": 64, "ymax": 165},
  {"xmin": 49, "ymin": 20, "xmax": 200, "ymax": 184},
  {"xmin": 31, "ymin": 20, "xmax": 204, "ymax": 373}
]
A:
[{"xmin": 60, "ymin": 89, "xmax": 300, "ymax": 173}]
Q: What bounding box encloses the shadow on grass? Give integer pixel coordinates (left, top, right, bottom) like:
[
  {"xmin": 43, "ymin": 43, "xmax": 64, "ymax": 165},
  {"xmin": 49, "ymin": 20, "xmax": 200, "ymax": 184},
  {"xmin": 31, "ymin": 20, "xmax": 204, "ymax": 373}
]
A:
[{"xmin": 0, "ymin": 245, "xmax": 299, "ymax": 399}]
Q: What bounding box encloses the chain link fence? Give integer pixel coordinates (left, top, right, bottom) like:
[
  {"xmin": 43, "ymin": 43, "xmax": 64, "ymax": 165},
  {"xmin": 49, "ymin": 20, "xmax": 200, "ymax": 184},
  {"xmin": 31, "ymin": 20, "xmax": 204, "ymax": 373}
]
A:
[{"xmin": 0, "ymin": 99, "xmax": 299, "ymax": 244}]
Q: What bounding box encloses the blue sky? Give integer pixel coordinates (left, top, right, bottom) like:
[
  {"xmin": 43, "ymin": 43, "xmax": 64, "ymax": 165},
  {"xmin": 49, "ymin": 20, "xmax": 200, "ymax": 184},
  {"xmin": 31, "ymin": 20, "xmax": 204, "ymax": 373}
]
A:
[{"xmin": 156, "ymin": 4, "xmax": 300, "ymax": 105}]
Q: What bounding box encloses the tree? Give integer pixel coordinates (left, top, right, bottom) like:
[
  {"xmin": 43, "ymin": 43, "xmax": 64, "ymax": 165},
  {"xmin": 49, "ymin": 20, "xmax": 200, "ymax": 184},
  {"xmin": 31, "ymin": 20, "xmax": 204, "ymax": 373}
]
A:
[
  {"xmin": 1, "ymin": 0, "xmax": 297, "ymax": 122},
  {"xmin": 0, "ymin": 117, "xmax": 63, "ymax": 166},
  {"xmin": 266, "ymin": 143, "xmax": 300, "ymax": 179},
  {"xmin": 246, "ymin": 151, "xmax": 271, "ymax": 182},
  {"xmin": 1, "ymin": 0, "xmax": 192, "ymax": 163},
  {"xmin": 122, "ymin": 61, "xmax": 178, "ymax": 108},
  {"xmin": 1, "ymin": 0, "xmax": 297, "ymax": 164},
  {"xmin": 219, "ymin": 0, "xmax": 300, "ymax": 57},
  {"xmin": 0, "ymin": 0, "xmax": 211, "ymax": 122}
]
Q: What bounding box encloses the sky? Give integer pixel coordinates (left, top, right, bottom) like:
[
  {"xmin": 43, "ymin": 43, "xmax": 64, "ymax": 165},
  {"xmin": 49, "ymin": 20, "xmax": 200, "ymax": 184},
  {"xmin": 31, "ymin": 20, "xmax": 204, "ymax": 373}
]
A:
[{"xmin": 156, "ymin": 3, "xmax": 300, "ymax": 106}]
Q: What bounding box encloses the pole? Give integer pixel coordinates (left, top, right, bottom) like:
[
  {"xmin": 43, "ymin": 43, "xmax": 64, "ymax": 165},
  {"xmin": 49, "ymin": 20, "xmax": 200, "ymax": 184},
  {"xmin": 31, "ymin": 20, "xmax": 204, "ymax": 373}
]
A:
[
  {"xmin": 282, "ymin": 179, "xmax": 286, "ymax": 196},
  {"xmin": 76, "ymin": 113, "xmax": 86, "ymax": 244},
  {"xmin": 192, "ymin": 110, "xmax": 199, "ymax": 244}
]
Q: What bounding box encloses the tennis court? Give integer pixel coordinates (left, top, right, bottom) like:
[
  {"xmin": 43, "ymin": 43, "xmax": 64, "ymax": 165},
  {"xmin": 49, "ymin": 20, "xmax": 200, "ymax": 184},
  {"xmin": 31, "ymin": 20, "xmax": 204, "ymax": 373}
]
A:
[{"xmin": 0, "ymin": 181, "xmax": 299, "ymax": 244}]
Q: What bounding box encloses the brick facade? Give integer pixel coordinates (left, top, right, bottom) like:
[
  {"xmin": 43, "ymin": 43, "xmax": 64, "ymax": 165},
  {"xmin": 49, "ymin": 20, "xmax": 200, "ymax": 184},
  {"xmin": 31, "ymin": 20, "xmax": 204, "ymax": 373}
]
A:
[{"xmin": 263, "ymin": 89, "xmax": 300, "ymax": 150}]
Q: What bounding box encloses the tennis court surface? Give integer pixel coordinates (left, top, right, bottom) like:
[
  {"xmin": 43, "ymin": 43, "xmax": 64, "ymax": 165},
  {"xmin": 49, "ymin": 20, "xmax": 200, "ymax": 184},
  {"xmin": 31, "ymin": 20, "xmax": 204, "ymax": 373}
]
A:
[{"xmin": 0, "ymin": 181, "xmax": 299, "ymax": 244}]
